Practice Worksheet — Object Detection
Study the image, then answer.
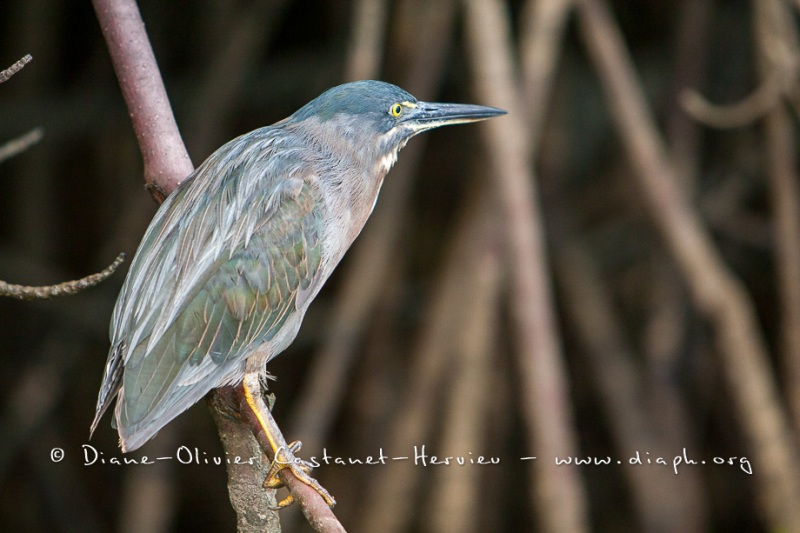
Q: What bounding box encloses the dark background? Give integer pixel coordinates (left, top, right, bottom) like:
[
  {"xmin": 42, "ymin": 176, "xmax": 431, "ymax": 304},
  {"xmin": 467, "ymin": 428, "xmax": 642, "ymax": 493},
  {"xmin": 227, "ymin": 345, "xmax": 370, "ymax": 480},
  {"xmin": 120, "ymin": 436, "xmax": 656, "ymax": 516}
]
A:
[{"xmin": 0, "ymin": 0, "xmax": 795, "ymax": 531}]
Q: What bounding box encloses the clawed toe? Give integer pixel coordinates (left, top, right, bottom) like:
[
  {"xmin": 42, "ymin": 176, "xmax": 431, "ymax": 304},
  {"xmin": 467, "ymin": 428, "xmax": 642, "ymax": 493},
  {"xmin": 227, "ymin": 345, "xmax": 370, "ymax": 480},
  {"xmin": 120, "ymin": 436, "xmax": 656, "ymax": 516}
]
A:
[{"xmin": 263, "ymin": 440, "xmax": 335, "ymax": 508}]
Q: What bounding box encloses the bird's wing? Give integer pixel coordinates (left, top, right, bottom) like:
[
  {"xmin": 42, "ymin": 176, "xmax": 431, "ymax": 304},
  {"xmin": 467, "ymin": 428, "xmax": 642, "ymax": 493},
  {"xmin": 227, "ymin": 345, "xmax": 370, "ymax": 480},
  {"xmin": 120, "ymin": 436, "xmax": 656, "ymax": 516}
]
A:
[{"xmin": 92, "ymin": 131, "xmax": 326, "ymax": 450}]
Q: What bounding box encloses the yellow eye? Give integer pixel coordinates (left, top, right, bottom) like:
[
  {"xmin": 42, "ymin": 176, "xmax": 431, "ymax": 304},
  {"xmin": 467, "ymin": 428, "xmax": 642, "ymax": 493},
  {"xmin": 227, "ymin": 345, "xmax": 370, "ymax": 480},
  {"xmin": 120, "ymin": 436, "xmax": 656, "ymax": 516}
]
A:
[{"xmin": 389, "ymin": 103, "xmax": 403, "ymax": 117}]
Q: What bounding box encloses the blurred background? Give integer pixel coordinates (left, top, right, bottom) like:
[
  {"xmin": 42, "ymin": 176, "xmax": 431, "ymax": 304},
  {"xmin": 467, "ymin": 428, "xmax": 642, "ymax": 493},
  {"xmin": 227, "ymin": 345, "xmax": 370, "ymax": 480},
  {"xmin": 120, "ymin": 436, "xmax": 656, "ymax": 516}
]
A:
[{"xmin": 1, "ymin": 0, "xmax": 799, "ymax": 531}]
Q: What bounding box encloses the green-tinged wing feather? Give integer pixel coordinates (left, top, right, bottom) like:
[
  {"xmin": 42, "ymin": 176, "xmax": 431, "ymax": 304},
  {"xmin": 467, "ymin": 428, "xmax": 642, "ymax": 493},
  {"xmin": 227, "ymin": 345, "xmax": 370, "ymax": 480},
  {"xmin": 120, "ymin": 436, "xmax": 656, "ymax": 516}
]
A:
[
  {"xmin": 92, "ymin": 128, "xmax": 327, "ymax": 450},
  {"xmin": 119, "ymin": 179, "xmax": 323, "ymax": 434}
]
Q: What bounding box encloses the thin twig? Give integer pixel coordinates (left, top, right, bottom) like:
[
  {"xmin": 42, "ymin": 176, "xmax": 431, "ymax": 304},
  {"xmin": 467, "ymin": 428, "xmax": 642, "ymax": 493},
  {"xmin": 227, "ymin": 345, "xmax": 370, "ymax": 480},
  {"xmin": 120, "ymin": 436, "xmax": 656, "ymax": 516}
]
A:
[
  {"xmin": 0, "ymin": 54, "xmax": 32, "ymax": 84},
  {"xmin": 0, "ymin": 253, "xmax": 125, "ymax": 300},
  {"xmin": 0, "ymin": 128, "xmax": 43, "ymax": 164}
]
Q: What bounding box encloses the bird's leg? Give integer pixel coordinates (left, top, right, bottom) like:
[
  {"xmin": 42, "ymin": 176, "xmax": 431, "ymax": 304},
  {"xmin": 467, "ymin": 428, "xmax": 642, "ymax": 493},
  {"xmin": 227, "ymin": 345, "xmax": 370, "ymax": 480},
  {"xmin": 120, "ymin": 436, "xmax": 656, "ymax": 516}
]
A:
[{"xmin": 240, "ymin": 372, "xmax": 336, "ymax": 509}]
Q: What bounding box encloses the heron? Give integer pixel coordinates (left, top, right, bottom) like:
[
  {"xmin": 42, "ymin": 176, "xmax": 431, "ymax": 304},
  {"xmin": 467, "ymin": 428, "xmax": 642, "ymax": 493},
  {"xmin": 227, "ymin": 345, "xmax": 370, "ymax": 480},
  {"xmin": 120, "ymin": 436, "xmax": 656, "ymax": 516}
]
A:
[{"xmin": 91, "ymin": 79, "xmax": 505, "ymax": 506}]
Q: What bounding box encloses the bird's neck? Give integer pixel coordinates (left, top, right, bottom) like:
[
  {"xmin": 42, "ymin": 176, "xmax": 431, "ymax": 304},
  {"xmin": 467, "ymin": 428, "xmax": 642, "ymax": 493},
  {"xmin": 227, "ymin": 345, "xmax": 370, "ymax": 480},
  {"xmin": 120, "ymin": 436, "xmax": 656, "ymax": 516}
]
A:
[
  {"xmin": 293, "ymin": 117, "xmax": 394, "ymax": 247},
  {"xmin": 300, "ymin": 116, "xmax": 393, "ymax": 193}
]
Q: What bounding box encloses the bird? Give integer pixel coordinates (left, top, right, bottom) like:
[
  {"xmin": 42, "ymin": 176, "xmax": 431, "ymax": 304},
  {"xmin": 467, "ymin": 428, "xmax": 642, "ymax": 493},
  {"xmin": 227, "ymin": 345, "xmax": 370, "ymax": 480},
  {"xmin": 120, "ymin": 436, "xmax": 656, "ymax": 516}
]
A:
[{"xmin": 91, "ymin": 79, "xmax": 505, "ymax": 504}]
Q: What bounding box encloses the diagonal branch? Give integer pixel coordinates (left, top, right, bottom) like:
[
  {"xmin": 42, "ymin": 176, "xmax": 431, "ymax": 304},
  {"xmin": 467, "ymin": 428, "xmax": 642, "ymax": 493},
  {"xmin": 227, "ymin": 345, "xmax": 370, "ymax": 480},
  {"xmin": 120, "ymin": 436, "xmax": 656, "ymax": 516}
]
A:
[
  {"xmin": 92, "ymin": 0, "xmax": 193, "ymax": 200},
  {"xmin": 91, "ymin": 0, "xmax": 343, "ymax": 530},
  {"xmin": 0, "ymin": 128, "xmax": 43, "ymax": 164},
  {"xmin": 289, "ymin": 0, "xmax": 456, "ymax": 452},
  {"xmin": 462, "ymin": 0, "xmax": 589, "ymax": 531},
  {"xmin": 0, "ymin": 55, "xmax": 32, "ymax": 84},
  {"xmin": 681, "ymin": 0, "xmax": 800, "ymax": 128},
  {"xmin": 0, "ymin": 63, "xmax": 114, "ymax": 301},
  {"xmin": 0, "ymin": 253, "xmax": 125, "ymax": 300},
  {"xmin": 577, "ymin": 0, "xmax": 800, "ymax": 529}
]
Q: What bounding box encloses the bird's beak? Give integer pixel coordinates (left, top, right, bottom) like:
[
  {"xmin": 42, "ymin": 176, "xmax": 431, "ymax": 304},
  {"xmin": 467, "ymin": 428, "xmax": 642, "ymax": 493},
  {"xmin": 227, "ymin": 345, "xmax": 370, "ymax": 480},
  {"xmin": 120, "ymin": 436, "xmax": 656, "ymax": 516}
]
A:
[{"xmin": 401, "ymin": 101, "xmax": 506, "ymax": 132}]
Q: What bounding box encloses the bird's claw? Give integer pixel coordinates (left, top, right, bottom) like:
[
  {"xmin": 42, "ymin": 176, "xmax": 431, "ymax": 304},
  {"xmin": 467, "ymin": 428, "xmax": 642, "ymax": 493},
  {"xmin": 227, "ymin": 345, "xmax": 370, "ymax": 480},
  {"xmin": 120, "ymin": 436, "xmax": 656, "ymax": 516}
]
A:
[{"xmin": 264, "ymin": 440, "xmax": 336, "ymax": 509}]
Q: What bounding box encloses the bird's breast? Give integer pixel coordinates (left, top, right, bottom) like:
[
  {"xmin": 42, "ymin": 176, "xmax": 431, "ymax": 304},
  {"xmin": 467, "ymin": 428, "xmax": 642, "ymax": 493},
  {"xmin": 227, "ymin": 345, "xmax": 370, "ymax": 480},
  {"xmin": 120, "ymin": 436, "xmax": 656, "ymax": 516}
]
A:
[{"xmin": 317, "ymin": 168, "xmax": 386, "ymax": 263}]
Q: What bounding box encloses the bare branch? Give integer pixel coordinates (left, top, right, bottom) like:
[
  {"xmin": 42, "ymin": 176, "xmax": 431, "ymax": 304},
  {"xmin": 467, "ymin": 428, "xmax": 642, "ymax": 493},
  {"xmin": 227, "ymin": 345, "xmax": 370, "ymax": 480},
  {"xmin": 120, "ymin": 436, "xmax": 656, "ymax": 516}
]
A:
[
  {"xmin": 463, "ymin": 0, "xmax": 589, "ymax": 531},
  {"xmin": 0, "ymin": 253, "xmax": 125, "ymax": 300},
  {"xmin": 91, "ymin": 0, "xmax": 341, "ymax": 529},
  {"xmin": 289, "ymin": 0, "xmax": 457, "ymax": 451},
  {"xmin": 360, "ymin": 180, "xmax": 496, "ymax": 532},
  {"xmin": 219, "ymin": 385, "xmax": 346, "ymax": 533},
  {"xmin": 577, "ymin": 0, "xmax": 800, "ymax": 528},
  {"xmin": 0, "ymin": 128, "xmax": 43, "ymax": 164},
  {"xmin": 344, "ymin": 0, "xmax": 389, "ymax": 82},
  {"xmin": 756, "ymin": 0, "xmax": 800, "ymax": 442},
  {"xmin": 92, "ymin": 0, "xmax": 192, "ymax": 200},
  {"xmin": 681, "ymin": 76, "xmax": 784, "ymax": 128},
  {"xmin": 0, "ymin": 54, "xmax": 32, "ymax": 84},
  {"xmin": 681, "ymin": 0, "xmax": 800, "ymax": 128}
]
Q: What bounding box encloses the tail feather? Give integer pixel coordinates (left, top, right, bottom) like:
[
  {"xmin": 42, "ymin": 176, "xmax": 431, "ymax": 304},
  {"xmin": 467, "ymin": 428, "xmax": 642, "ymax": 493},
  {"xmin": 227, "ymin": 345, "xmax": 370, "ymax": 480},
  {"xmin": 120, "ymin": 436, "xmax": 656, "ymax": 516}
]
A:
[{"xmin": 90, "ymin": 342, "xmax": 125, "ymax": 438}]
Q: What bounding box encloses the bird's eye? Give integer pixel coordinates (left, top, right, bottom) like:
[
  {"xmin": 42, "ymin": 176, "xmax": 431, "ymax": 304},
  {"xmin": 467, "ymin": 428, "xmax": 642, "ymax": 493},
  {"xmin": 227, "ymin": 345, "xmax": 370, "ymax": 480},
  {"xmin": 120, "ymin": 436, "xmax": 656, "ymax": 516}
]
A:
[{"xmin": 389, "ymin": 103, "xmax": 403, "ymax": 117}]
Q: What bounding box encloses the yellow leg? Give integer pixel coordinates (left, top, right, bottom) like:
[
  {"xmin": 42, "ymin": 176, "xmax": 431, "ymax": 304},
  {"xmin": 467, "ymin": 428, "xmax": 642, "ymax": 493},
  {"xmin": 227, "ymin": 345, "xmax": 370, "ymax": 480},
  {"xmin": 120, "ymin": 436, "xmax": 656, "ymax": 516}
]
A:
[{"xmin": 241, "ymin": 372, "xmax": 336, "ymax": 508}]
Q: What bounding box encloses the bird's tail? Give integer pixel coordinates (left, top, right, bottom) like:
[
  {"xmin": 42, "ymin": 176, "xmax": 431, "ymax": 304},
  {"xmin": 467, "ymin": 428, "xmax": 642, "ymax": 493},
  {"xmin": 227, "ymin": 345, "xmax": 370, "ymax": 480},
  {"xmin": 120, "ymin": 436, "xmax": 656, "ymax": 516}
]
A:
[{"xmin": 90, "ymin": 342, "xmax": 125, "ymax": 438}]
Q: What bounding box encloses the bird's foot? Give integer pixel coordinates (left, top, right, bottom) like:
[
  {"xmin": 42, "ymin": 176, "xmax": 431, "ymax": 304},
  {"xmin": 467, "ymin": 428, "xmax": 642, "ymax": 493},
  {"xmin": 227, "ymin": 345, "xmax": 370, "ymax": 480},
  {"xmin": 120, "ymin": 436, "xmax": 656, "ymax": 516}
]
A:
[{"xmin": 264, "ymin": 440, "xmax": 336, "ymax": 509}]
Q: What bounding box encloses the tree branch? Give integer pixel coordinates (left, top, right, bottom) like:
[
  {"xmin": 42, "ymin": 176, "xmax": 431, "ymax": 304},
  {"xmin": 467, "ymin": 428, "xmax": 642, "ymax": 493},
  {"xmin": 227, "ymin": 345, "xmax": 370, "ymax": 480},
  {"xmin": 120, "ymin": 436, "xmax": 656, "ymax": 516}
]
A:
[
  {"xmin": 0, "ymin": 55, "xmax": 32, "ymax": 84},
  {"xmin": 289, "ymin": 0, "xmax": 456, "ymax": 452},
  {"xmin": 681, "ymin": 0, "xmax": 800, "ymax": 129},
  {"xmin": 0, "ymin": 253, "xmax": 125, "ymax": 300},
  {"xmin": 91, "ymin": 0, "xmax": 343, "ymax": 530},
  {"xmin": 0, "ymin": 65, "xmax": 119, "ymax": 301},
  {"xmin": 0, "ymin": 127, "xmax": 43, "ymax": 164},
  {"xmin": 577, "ymin": 0, "xmax": 800, "ymax": 528},
  {"xmin": 755, "ymin": 0, "xmax": 800, "ymax": 444},
  {"xmin": 216, "ymin": 385, "xmax": 345, "ymax": 533},
  {"xmin": 463, "ymin": 0, "xmax": 589, "ymax": 531},
  {"xmin": 92, "ymin": 0, "xmax": 193, "ymax": 200}
]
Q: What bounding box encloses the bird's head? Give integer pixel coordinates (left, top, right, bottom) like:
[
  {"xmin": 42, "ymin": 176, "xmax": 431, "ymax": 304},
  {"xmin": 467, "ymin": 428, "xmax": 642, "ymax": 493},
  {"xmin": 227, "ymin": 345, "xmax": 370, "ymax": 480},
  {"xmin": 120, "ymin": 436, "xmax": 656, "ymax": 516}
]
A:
[{"xmin": 289, "ymin": 80, "xmax": 505, "ymax": 172}]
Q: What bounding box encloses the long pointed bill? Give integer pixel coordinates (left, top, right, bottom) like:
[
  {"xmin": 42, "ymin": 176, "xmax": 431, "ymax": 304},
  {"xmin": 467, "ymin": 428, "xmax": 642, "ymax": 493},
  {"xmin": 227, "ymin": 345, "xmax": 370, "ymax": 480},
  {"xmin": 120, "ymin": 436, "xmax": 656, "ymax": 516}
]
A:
[{"xmin": 401, "ymin": 101, "xmax": 506, "ymax": 132}]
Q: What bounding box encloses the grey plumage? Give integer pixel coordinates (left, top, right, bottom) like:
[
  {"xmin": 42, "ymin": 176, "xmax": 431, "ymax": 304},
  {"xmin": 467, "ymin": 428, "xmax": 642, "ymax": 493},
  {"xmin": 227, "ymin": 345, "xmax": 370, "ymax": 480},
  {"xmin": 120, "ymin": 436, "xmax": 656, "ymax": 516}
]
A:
[{"xmin": 91, "ymin": 80, "xmax": 505, "ymax": 451}]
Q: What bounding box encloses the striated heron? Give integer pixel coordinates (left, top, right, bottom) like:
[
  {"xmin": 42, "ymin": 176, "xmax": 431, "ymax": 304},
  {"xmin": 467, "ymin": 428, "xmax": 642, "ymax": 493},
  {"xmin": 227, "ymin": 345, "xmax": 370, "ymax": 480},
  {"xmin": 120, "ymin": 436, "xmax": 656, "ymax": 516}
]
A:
[{"xmin": 91, "ymin": 80, "xmax": 505, "ymax": 506}]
